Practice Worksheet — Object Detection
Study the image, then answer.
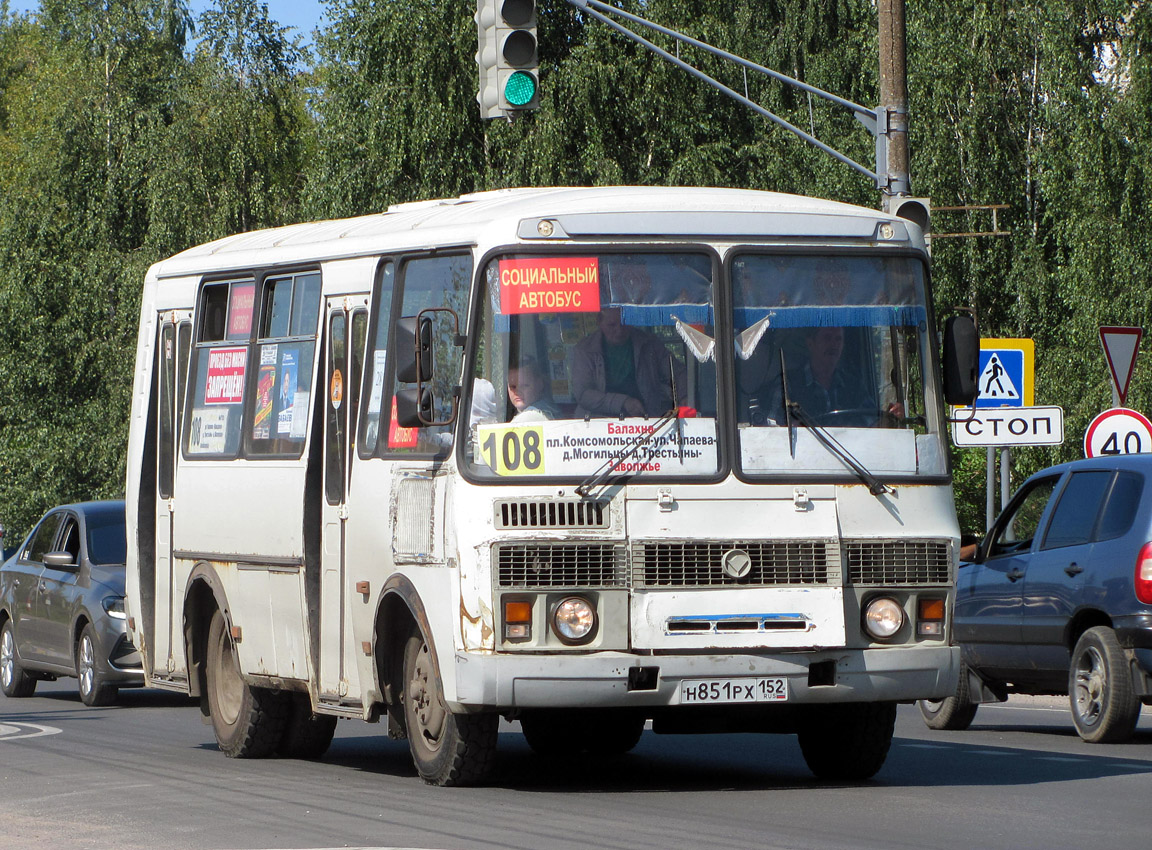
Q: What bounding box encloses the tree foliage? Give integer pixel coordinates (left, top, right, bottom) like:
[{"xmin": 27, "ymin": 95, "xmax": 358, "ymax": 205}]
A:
[{"xmin": 2, "ymin": 0, "xmax": 1152, "ymax": 540}]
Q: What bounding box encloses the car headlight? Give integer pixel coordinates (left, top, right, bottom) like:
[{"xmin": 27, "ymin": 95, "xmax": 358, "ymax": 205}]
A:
[
  {"xmin": 863, "ymin": 596, "xmax": 904, "ymax": 640},
  {"xmin": 551, "ymin": 596, "xmax": 596, "ymax": 644},
  {"xmin": 102, "ymin": 595, "xmax": 127, "ymax": 620}
]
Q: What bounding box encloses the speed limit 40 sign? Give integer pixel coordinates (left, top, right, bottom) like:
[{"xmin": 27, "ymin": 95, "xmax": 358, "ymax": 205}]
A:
[{"xmin": 1084, "ymin": 408, "xmax": 1152, "ymax": 458}]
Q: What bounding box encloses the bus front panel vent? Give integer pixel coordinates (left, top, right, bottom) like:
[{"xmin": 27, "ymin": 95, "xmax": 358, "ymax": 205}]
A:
[
  {"xmin": 494, "ymin": 499, "xmax": 610, "ymax": 530},
  {"xmin": 845, "ymin": 540, "xmax": 950, "ymax": 585},
  {"xmin": 494, "ymin": 542, "xmax": 628, "ymax": 588},
  {"xmin": 631, "ymin": 540, "xmax": 838, "ymax": 588}
]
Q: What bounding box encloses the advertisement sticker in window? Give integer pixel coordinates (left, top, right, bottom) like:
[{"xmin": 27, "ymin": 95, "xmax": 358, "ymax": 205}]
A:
[
  {"xmin": 498, "ymin": 257, "xmax": 600, "ymax": 315},
  {"xmin": 204, "ymin": 347, "xmax": 247, "ymax": 405}
]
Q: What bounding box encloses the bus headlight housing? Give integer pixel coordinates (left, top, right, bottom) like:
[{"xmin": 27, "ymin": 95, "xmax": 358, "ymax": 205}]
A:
[
  {"xmin": 551, "ymin": 596, "xmax": 597, "ymax": 644},
  {"xmin": 863, "ymin": 596, "xmax": 904, "ymax": 640}
]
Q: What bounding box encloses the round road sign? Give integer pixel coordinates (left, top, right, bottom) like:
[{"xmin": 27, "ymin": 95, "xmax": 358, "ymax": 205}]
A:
[{"xmin": 1083, "ymin": 407, "xmax": 1152, "ymax": 458}]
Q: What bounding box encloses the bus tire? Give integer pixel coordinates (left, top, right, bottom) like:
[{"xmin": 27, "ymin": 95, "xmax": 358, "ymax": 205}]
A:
[
  {"xmin": 582, "ymin": 711, "xmax": 645, "ymax": 755},
  {"xmin": 797, "ymin": 701, "xmax": 896, "ymax": 781},
  {"xmin": 278, "ymin": 694, "xmax": 337, "ymax": 759},
  {"xmin": 519, "ymin": 711, "xmax": 574, "ymax": 756},
  {"xmin": 917, "ymin": 665, "xmax": 978, "ymax": 731},
  {"xmin": 1069, "ymin": 626, "xmax": 1141, "ymax": 743},
  {"xmin": 1, "ymin": 619, "xmax": 37, "ymax": 698},
  {"xmin": 205, "ymin": 609, "xmax": 288, "ymax": 758},
  {"xmin": 402, "ymin": 631, "xmax": 497, "ymax": 786}
]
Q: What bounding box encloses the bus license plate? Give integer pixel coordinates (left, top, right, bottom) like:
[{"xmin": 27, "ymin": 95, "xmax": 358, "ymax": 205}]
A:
[{"xmin": 680, "ymin": 677, "xmax": 788, "ymax": 704}]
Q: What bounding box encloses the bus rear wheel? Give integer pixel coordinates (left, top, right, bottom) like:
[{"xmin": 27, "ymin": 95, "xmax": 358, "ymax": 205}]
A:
[
  {"xmin": 205, "ymin": 609, "xmax": 287, "ymax": 758},
  {"xmin": 797, "ymin": 701, "xmax": 896, "ymax": 781},
  {"xmin": 278, "ymin": 693, "xmax": 337, "ymax": 759},
  {"xmin": 402, "ymin": 631, "xmax": 497, "ymax": 786}
]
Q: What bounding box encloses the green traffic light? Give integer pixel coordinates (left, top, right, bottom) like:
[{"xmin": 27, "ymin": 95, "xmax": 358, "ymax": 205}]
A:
[{"xmin": 504, "ymin": 71, "xmax": 537, "ymax": 107}]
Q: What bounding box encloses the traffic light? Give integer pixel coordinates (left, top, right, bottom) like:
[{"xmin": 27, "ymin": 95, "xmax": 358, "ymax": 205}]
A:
[
  {"xmin": 476, "ymin": 0, "xmax": 539, "ymax": 119},
  {"xmin": 887, "ymin": 196, "xmax": 931, "ymax": 235}
]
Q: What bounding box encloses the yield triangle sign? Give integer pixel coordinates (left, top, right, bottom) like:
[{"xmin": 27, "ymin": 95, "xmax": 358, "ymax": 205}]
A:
[
  {"xmin": 978, "ymin": 353, "xmax": 1020, "ymax": 401},
  {"xmin": 1099, "ymin": 326, "xmax": 1142, "ymax": 406}
]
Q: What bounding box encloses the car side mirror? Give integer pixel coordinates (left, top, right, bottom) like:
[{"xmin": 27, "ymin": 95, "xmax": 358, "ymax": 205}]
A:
[
  {"xmin": 43, "ymin": 551, "xmax": 79, "ymax": 571},
  {"xmin": 942, "ymin": 314, "xmax": 979, "ymax": 406}
]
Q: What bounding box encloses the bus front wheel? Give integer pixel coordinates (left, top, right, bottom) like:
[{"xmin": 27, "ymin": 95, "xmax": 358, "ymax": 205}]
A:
[
  {"xmin": 402, "ymin": 631, "xmax": 497, "ymax": 786},
  {"xmin": 205, "ymin": 609, "xmax": 287, "ymax": 758}
]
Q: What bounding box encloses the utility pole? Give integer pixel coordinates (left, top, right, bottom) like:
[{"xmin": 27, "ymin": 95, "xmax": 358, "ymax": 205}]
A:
[{"xmin": 878, "ymin": 0, "xmax": 910, "ymax": 203}]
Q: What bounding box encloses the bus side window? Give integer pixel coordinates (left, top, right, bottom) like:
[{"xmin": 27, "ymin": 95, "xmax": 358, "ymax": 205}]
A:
[
  {"xmin": 246, "ymin": 272, "xmax": 322, "ymax": 458},
  {"xmin": 360, "ymin": 260, "xmax": 396, "ymax": 457},
  {"xmin": 185, "ymin": 281, "xmax": 252, "ymax": 459}
]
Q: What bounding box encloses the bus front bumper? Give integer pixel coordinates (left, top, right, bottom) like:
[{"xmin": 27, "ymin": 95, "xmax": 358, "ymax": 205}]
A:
[{"xmin": 449, "ymin": 644, "xmax": 960, "ymax": 711}]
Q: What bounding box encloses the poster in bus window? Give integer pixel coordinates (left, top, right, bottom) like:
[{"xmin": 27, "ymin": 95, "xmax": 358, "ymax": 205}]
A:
[
  {"xmin": 204, "ymin": 347, "xmax": 247, "ymax": 405},
  {"xmin": 367, "ymin": 349, "xmax": 387, "ymax": 415},
  {"xmin": 227, "ymin": 282, "xmax": 255, "ymax": 339},
  {"xmin": 252, "ymin": 364, "xmax": 275, "ymax": 440},
  {"xmin": 188, "ymin": 407, "xmax": 229, "ymax": 454},
  {"xmin": 498, "ymin": 257, "xmax": 600, "ymax": 315},
  {"xmin": 277, "ymin": 351, "xmax": 298, "ymax": 435}
]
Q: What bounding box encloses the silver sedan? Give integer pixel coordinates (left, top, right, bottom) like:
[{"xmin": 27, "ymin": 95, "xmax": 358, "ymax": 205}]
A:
[{"xmin": 0, "ymin": 500, "xmax": 143, "ymax": 705}]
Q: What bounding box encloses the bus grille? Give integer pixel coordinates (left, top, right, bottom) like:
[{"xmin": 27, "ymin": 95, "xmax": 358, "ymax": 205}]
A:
[
  {"xmin": 494, "ymin": 499, "xmax": 610, "ymax": 530},
  {"xmin": 845, "ymin": 540, "xmax": 950, "ymax": 585},
  {"xmin": 495, "ymin": 543, "xmax": 628, "ymax": 588},
  {"xmin": 632, "ymin": 541, "xmax": 835, "ymax": 588}
]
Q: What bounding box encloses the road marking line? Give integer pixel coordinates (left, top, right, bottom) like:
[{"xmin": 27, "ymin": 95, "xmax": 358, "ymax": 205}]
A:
[{"xmin": 0, "ymin": 722, "xmax": 63, "ymax": 740}]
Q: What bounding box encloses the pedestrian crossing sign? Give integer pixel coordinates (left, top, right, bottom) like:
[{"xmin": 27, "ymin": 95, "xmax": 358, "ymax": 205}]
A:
[{"xmin": 975, "ymin": 338, "xmax": 1034, "ymax": 408}]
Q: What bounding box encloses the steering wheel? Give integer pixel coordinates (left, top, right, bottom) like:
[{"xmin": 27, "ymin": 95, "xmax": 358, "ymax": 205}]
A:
[{"xmin": 815, "ymin": 407, "xmax": 885, "ymax": 427}]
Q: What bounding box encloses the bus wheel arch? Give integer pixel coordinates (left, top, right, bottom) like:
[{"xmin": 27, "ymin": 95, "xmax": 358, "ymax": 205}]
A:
[
  {"xmin": 182, "ymin": 565, "xmax": 231, "ymax": 715},
  {"xmin": 373, "ymin": 576, "xmax": 434, "ymax": 738}
]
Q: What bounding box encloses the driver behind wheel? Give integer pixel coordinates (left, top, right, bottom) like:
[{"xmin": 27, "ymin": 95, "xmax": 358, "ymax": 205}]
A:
[{"xmin": 763, "ymin": 326, "xmax": 903, "ymax": 426}]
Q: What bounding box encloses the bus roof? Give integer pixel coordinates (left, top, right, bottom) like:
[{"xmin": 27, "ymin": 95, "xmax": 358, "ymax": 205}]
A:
[{"xmin": 149, "ymin": 186, "xmax": 920, "ymax": 279}]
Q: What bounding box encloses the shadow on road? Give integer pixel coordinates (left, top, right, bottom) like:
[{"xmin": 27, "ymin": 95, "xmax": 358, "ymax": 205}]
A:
[{"xmin": 313, "ymin": 725, "xmax": 1152, "ymax": 792}]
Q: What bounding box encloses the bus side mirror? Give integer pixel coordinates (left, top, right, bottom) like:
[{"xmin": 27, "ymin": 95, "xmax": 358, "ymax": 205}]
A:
[
  {"xmin": 396, "ymin": 316, "xmax": 433, "ymax": 383},
  {"xmin": 942, "ymin": 314, "xmax": 979, "ymax": 406},
  {"xmin": 396, "ymin": 387, "xmax": 434, "ymax": 428}
]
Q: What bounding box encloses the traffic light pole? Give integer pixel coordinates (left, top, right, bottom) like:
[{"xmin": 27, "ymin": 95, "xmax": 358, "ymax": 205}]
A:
[{"xmin": 564, "ymin": 0, "xmax": 922, "ymax": 217}]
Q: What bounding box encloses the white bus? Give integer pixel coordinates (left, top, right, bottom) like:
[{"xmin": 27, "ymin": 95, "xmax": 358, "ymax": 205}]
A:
[{"xmin": 125, "ymin": 186, "xmax": 977, "ymax": 785}]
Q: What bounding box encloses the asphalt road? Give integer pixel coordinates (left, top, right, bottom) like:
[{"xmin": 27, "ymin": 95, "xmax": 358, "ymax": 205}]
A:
[{"xmin": 1, "ymin": 681, "xmax": 1149, "ymax": 850}]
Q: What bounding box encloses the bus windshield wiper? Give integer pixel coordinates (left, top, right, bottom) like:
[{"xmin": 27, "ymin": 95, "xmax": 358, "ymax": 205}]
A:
[
  {"xmin": 574, "ymin": 407, "xmax": 678, "ymax": 499},
  {"xmin": 575, "ymin": 353, "xmax": 685, "ymax": 498},
  {"xmin": 785, "ymin": 400, "xmax": 892, "ymax": 497}
]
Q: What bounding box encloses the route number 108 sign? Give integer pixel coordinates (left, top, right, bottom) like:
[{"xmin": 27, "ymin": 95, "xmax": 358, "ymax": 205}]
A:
[{"xmin": 1083, "ymin": 408, "xmax": 1152, "ymax": 458}]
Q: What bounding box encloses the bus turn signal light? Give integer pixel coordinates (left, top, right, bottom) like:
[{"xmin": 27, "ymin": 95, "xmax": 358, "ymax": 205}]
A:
[
  {"xmin": 504, "ymin": 600, "xmax": 532, "ymax": 641},
  {"xmin": 917, "ymin": 598, "xmax": 945, "ymax": 636}
]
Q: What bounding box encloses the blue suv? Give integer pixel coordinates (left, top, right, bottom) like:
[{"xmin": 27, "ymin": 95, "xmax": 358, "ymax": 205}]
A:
[{"xmin": 920, "ymin": 455, "xmax": 1152, "ymax": 742}]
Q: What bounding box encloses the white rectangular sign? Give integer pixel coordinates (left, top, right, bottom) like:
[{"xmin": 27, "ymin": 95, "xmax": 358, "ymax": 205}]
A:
[{"xmin": 951, "ymin": 405, "xmax": 1064, "ymax": 447}]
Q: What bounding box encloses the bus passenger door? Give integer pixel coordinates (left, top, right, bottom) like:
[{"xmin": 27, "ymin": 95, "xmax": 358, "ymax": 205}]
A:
[
  {"xmin": 154, "ymin": 316, "xmax": 191, "ymax": 678},
  {"xmin": 319, "ymin": 300, "xmax": 367, "ymax": 699}
]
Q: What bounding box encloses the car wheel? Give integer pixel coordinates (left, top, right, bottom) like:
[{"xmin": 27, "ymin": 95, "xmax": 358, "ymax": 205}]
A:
[
  {"xmin": 205, "ymin": 609, "xmax": 288, "ymax": 757},
  {"xmin": 402, "ymin": 631, "xmax": 497, "ymax": 786},
  {"xmin": 1069, "ymin": 626, "xmax": 1141, "ymax": 743},
  {"xmin": 1, "ymin": 620, "xmax": 37, "ymax": 698},
  {"xmin": 917, "ymin": 665, "xmax": 979, "ymax": 731},
  {"xmin": 76, "ymin": 623, "xmax": 118, "ymax": 707},
  {"xmin": 798, "ymin": 702, "xmax": 897, "ymax": 781},
  {"xmin": 277, "ymin": 693, "xmax": 337, "ymax": 759}
]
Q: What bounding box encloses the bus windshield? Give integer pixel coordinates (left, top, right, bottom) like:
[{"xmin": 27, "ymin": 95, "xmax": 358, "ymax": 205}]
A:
[
  {"xmin": 732, "ymin": 252, "xmax": 947, "ymax": 479},
  {"xmin": 462, "ymin": 249, "xmax": 946, "ymax": 483},
  {"xmin": 464, "ymin": 251, "xmax": 719, "ymax": 482}
]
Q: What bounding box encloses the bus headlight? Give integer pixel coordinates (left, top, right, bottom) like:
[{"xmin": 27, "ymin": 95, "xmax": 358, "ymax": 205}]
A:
[
  {"xmin": 863, "ymin": 597, "xmax": 904, "ymax": 640},
  {"xmin": 551, "ymin": 596, "xmax": 597, "ymax": 644}
]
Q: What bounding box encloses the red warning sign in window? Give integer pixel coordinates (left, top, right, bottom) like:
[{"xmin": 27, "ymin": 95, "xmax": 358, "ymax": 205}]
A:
[{"xmin": 498, "ymin": 257, "xmax": 600, "ymax": 315}]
